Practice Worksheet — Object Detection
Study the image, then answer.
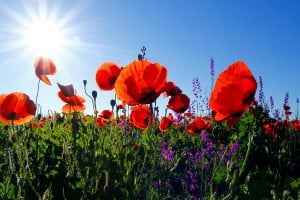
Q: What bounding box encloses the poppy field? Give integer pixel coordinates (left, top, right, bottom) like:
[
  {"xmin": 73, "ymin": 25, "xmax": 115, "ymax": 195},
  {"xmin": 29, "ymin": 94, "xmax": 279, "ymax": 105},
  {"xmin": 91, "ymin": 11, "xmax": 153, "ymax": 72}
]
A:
[{"xmin": 0, "ymin": 52, "xmax": 299, "ymax": 200}]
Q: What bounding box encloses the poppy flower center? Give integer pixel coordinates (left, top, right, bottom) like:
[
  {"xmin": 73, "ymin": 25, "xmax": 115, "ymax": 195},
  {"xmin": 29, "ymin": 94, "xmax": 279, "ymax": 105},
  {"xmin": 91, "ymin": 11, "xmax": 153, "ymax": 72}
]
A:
[
  {"xmin": 138, "ymin": 87, "xmax": 157, "ymax": 104},
  {"xmin": 65, "ymin": 98, "xmax": 76, "ymax": 106},
  {"xmin": 109, "ymin": 77, "xmax": 117, "ymax": 85},
  {"xmin": 242, "ymin": 91, "xmax": 255, "ymax": 106},
  {"xmin": 3, "ymin": 111, "xmax": 18, "ymax": 120}
]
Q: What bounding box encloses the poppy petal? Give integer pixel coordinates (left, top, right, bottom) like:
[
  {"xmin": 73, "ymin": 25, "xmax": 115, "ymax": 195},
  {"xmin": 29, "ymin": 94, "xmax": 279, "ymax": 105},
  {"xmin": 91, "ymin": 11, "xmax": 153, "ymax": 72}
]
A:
[
  {"xmin": 209, "ymin": 61, "xmax": 257, "ymax": 126},
  {"xmin": 57, "ymin": 83, "xmax": 75, "ymax": 97},
  {"xmin": 0, "ymin": 92, "xmax": 36, "ymax": 125}
]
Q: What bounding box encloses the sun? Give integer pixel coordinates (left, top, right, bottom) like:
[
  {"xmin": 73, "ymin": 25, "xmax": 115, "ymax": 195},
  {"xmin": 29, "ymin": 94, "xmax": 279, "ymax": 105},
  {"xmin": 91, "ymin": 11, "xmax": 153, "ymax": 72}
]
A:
[
  {"xmin": 0, "ymin": 1, "xmax": 83, "ymax": 60},
  {"xmin": 24, "ymin": 19, "xmax": 64, "ymax": 57}
]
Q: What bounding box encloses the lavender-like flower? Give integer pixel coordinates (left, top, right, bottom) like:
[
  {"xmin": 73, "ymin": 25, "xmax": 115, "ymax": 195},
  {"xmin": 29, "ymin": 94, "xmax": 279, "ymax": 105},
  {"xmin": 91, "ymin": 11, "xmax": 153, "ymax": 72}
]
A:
[
  {"xmin": 210, "ymin": 57, "xmax": 215, "ymax": 92},
  {"xmin": 269, "ymin": 96, "xmax": 274, "ymax": 110},
  {"xmin": 229, "ymin": 142, "xmax": 239, "ymax": 155},
  {"xmin": 152, "ymin": 181, "xmax": 159, "ymax": 189},
  {"xmin": 187, "ymin": 170, "xmax": 199, "ymax": 191},
  {"xmin": 192, "ymin": 77, "xmax": 201, "ymax": 99},
  {"xmin": 210, "ymin": 57, "xmax": 215, "ymax": 77},
  {"xmin": 284, "ymin": 91, "xmax": 289, "ymax": 106},
  {"xmin": 273, "ymin": 109, "xmax": 281, "ymax": 120},
  {"xmin": 185, "ymin": 150, "xmax": 202, "ymax": 163},
  {"xmin": 161, "ymin": 149, "xmax": 174, "ymax": 162},
  {"xmin": 258, "ymin": 76, "xmax": 265, "ymax": 104},
  {"xmin": 200, "ymin": 132, "xmax": 217, "ymax": 158},
  {"xmin": 160, "ymin": 140, "xmax": 174, "ymax": 162}
]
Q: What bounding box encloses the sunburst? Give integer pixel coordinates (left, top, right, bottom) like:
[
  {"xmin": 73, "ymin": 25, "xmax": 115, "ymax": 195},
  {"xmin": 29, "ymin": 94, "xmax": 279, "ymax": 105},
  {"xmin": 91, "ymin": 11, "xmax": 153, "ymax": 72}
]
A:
[{"xmin": 0, "ymin": 1, "xmax": 84, "ymax": 60}]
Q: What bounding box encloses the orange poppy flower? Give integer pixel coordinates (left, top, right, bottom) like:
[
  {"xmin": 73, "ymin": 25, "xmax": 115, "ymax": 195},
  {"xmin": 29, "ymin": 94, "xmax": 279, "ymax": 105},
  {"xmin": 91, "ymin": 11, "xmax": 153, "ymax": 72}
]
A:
[
  {"xmin": 95, "ymin": 62, "xmax": 121, "ymax": 91},
  {"xmin": 57, "ymin": 84, "xmax": 86, "ymax": 113},
  {"xmin": 0, "ymin": 92, "xmax": 36, "ymax": 125},
  {"xmin": 130, "ymin": 104, "xmax": 153, "ymax": 129},
  {"xmin": 159, "ymin": 117, "xmax": 173, "ymax": 132},
  {"xmin": 167, "ymin": 93, "xmax": 190, "ymax": 113},
  {"xmin": 34, "ymin": 57, "xmax": 57, "ymax": 85},
  {"xmin": 115, "ymin": 60, "xmax": 168, "ymax": 105},
  {"xmin": 209, "ymin": 61, "xmax": 257, "ymax": 126}
]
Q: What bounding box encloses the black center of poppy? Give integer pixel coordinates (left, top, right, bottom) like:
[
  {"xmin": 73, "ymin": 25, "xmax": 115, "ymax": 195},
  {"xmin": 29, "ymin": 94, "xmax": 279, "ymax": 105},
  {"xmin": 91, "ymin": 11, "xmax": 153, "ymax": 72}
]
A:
[
  {"xmin": 242, "ymin": 91, "xmax": 255, "ymax": 106},
  {"xmin": 109, "ymin": 77, "xmax": 117, "ymax": 85},
  {"xmin": 3, "ymin": 111, "xmax": 18, "ymax": 120},
  {"xmin": 139, "ymin": 87, "xmax": 157, "ymax": 104}
]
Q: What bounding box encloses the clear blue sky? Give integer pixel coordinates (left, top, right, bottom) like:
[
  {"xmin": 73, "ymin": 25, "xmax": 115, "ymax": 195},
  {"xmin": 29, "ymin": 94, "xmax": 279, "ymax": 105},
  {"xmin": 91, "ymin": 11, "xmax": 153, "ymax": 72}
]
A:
[{"xmin": 0, "ymin": 0, "xmax": 299, "ymax": 117}]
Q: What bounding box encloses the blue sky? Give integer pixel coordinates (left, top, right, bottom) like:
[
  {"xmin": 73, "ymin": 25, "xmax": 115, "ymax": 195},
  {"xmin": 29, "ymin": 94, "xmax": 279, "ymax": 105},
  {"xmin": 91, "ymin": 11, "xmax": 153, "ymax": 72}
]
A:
[{"xmin": 0, "ymin": 0, "xmax": 299, "ymax": 117}]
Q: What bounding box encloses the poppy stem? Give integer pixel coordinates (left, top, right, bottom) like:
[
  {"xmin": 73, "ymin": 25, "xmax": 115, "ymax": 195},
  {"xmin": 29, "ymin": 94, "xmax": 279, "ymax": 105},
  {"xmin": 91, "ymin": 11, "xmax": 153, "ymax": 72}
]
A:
[
  {"xmin": 83, "ymin": 82, "xmax": 95, "ymax": 116},
  {"xmin": 35, "ymin": 80, "xmax": 41, "ymax": 115}
]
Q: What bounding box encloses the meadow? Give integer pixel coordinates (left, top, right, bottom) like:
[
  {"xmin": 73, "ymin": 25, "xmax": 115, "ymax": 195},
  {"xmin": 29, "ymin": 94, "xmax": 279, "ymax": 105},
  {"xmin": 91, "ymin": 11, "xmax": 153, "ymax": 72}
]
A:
[{"xmin": 0, "ymin": 52, "xmax": 299, "ymax": 200}]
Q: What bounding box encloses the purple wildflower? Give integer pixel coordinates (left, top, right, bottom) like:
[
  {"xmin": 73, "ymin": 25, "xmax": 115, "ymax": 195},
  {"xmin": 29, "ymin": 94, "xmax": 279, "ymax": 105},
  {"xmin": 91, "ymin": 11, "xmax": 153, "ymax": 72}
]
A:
[
  {"xmin": 210, "ymin": 57, "xmax": 215, "ymax": 92},
  {"xmin": 118, "ymin": 119, "xmax": 130, "ymax": 133},
  {"xmin": 230, "ymin": 163, "xmax": 238, "ymax": 171},
  {"xmin": 273, "ymin": 109, "xmax": 281, "ymax": 120},
  {"xmin": 185, "ymin": 151, "xmax": 202, "ymax": 163},
  {"xmin": 284, "ymin": 91, "xmax": 289, "ymax": 106},
  {"xmin": 269, "ymin": 96, "xmax": 274, "ymax": 110},
  {"xmin": 192, "ymin": 77, "xmax": 201, "ymax": 99},
  {"xmin": 200, "ymin": 132, "xmax": 217, "ymax": 158},
  {"xmin": 152, "ymin": 181, "xmax": 159, "ymax": 189},
  {"xmin": 187, "ymin": 170, "xmax": 199, "ymax": 191},
  {"xmin": 258, "ymin": 76, "xmax": 264, "ymax": 104},
  {"xmin": 263, "ymin": 103, "xmax": 270, "ymax": 113},
  {"xmin": 210, "ymin": 57, "xmax": 215, "ymax": 77},
  {"xmin": 161, "ymin": 149, "xmax": 174, "ymax": 162},
  {"xmin": 229, "ymin": 142, "xmax": 239, "ymax": 155},
  {"xmin": 160, "ymin": 140, "xmax": 173, "ymax": 162}
]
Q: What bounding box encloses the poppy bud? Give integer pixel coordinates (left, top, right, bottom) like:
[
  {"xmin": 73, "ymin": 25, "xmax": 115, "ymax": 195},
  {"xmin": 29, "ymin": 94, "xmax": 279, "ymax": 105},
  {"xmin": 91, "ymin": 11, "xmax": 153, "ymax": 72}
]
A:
[
  {"xmin": 138, "ymin": 54, "xmax": 143, "ymax": 61},
  {"xmin": 92, "ymin": 90, "xmax": 97, "ymax": 99},
  {"xmin": 110, "ymin": 99, "xmax": 116, "ymax": 107},
  {"xmin": 283, "ymin": 105, "xmax": 290, "ymax": 111},
  {"xmin": 83, "ymin": 80, "xmax": 87, "ymax": 86}
]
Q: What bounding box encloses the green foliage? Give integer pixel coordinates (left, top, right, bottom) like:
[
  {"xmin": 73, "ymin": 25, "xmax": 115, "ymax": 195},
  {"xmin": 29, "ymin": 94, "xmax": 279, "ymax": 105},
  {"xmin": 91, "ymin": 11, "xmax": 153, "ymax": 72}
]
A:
[{"xmin": 0, "ymin": 109, "xmax": 299, "ymax": 199}]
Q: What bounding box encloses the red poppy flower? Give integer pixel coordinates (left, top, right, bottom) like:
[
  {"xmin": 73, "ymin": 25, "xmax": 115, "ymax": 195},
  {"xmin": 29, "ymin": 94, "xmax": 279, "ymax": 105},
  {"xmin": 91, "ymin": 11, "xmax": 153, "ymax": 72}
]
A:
[
  {"xmin": 209, "ymin": 61, "xmax": 257, "ymax": 126},
  {"xmin": 130, "ymin": 104, "xmax": 153, "ymax": 129},
  {"xmin": 163, "ymin": 82, "xmax": 182, "ymax": 97},
  {"xmin": 97, "ymin": 116, "xmax": 107, "ymax": 127},
  {"xmin": 187, "ymin": 117, "xmax": 210, "ymax": 135},
  {"xmin": 117, "ymin": 104, "xmax": 125, "ymax": 110},
  {"xmin": 34, "ymin": 57, "xmax": 57, "ymax": 85},
  {"xmin": 264, "ymin": 123, "xmax": 280, "ymax": 140},
  {"xmin": 167, "ymin": 93, "xmax": 190, "ymax": 113},
  {"xmin": 167, "ymin": 113, "xmax": 174, "ymax": 121},
  {"xmin": 115, "ymin": 60, "xmax": 168, "ymax": 105},
  {"xmin": 95, "ymin": 62, "xmax": 121, "ymax": 91},
  {"xmin": 0, "ymin": 92, "xmax": 36, "ymax": 125},
  {"xmin": 100, "ymin": 109, "xmax": 114, "ymax": 120},
  {"xmin": 57, "ymin": 84, "xmax": 86, "ymax": 113},
  {"xmin": 291, "ymin": 120, "xmax": 300, "ymax": 131},
  {"xmin": 159, "ymin": 117, "xmax": 173, "ymax": 132}
]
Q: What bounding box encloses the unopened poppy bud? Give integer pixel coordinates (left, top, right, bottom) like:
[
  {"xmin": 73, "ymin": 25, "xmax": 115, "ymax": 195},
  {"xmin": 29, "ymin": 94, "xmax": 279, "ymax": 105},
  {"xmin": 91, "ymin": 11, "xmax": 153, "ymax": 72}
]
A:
[
  {"xmin": 138, "ymin": 54, "xmax": 143, "ymax": 61},
  {"xmin": 110, "ymin": 99, "xmax": 116, "ymax": 107},
  {"xmin": 92, "ymin": 90, "xmax": 97, "ymax": 99},
  {"xmin": 83, "ymin": 80, "xmax": 87, "ymax": 86}
]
